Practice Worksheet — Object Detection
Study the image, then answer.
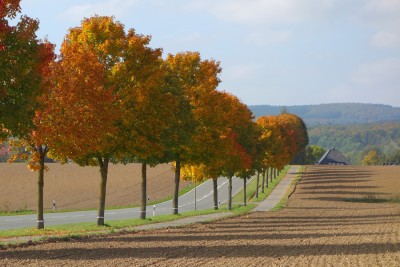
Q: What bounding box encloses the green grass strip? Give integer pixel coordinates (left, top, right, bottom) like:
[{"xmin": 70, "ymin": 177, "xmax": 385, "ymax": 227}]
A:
[
  {"xmin": 0, "ymin": 204, "xmax": 254, "ymax": 247},
  {"xmin": 232, "ymin": 166, "xmax": 290, "ymax": 204}
]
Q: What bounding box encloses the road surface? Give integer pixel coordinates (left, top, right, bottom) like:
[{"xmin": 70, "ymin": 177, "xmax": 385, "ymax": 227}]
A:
[{"xmin": 0, "ymin": 176, "xmax": 250, "ymax": 230}]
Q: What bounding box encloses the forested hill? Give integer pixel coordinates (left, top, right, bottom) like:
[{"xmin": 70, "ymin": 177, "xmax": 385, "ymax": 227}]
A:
[
  {"xmin": 249, "ymin": 103, "xmax": 400, "ymax": 126},
  {"xmin": 308, "ymin": 121, "xmax": 400, "ymax": 164}
]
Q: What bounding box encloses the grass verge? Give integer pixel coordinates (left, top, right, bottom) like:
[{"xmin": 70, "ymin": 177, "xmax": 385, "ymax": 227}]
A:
[
  {"xmin": 0, "ymin": 204, "xmax": 254, "ymax": 247},
  {"xmin": 0, "ymin": 209, "xmax": 35, "ymax": 216},
  {"xmin": 232, "ymin": 166, "xmax": 290, "ymax": 204}
]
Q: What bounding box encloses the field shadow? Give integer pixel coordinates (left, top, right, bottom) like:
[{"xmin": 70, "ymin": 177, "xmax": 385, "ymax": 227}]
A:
[
  {"xmin": 1, "ymin": 166, "xmax": 399, "ymax": 262},
  {"xmin": 295, "ymin": 166, "xmax": 389, "ymax": 204},
  {"xmin": 2, "ymin": 242, "xmax": 399, "ymax": 261},
  {"xmin": 2, "ymin": 208, "xmax": 399, "ymax": 261}
]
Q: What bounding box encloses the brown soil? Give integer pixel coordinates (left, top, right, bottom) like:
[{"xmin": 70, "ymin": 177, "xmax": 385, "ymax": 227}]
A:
[
  {"xmin": 0, "ymin": 163, "xmax": 188, "ymax": 212},
  {"xmin": 1, "ymin": 165, "xmax": 400, "ymax": 266}
]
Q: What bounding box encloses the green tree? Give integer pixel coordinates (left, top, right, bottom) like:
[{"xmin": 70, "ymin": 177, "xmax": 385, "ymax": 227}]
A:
[
  {"xmin": 305, "ymin": 145, "xmax": 326, "ymax": 164},
  {"xmin": 1, "ymin": 0, "xmax": 56, "ymax": 229}
]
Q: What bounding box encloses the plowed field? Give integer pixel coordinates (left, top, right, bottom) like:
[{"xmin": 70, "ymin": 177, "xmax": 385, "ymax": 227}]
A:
[
  {"xmin": 0, "ymin": 163, "xmax": 186, "ymax": 212},
  {"xmin": 1, "ymin": 165, "xmax": 400, "ymax": 266}
]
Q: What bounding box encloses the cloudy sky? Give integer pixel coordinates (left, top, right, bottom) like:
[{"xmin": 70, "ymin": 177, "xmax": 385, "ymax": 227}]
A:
[{"xmin": 20, "ymin": 0, "xmax": 400, "ymax": 107}]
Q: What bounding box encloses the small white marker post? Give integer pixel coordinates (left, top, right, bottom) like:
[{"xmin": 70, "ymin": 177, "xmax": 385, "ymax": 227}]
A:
[{"xmin": 153, "ymin": 205, "xmax": 156, "ymax": 217}]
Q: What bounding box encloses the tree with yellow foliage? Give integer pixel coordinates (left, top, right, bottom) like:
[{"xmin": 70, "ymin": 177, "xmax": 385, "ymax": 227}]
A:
[{"xmin": 163, "ymin": 51, "xmax": 221, "ymax": 214}]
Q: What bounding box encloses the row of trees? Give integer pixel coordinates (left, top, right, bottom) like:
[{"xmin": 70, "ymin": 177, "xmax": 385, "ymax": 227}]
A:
[{"xmin": 1, "ymin": 1, "xmax": 308, "ymax": 229}]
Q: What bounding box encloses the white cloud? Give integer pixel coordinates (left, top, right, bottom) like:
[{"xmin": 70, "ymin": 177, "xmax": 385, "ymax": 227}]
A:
[
  {"xmin": 326, "ymin": 58, "xmax": 400, "ymax": 106},
  {"xmin": 185, "ymin": 0, "xmax": 353, "ymax": 25},
  {"xmin": 371, "ymin": 32, "xmax": 400, "ymax": 48},
  {"xmin": 62, "ymin": 0, "xmax": 140, "ymax": 22},
  {"xmin": 186, "ymin": 0, "xmax": 304, "ymax": 25},
  {"xmin": 356, "ymin": 0, "xmax": 400, "ymax": 48},
  {"xmin": 223, "ymin": 63, "xmax": 265, "ymax": 81},
  {"xmin": 184, "ymin": 0, "xmax": 400, "ymax": 49},
  {"xmin": 244, "ymin": 30, "xmax": 292, "ymax": 46},
  {"xmin": 352, "ymin": 58, "xmax": 400, "ymax": 86}
]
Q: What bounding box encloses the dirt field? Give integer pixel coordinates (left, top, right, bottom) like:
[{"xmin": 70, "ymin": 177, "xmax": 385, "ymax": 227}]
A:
[
  {"xmin": 0, "ymin": 163, "xmax": 188, "ymax": 212},
  {"xmin": 1, "ymin": 165, "xmax": 399, "ymax": 266}
]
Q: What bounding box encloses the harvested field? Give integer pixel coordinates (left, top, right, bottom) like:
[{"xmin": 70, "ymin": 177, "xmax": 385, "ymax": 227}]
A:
[
  {"xmin": 1, "ymin": 165, "xmax": 400, "ymax": 266},
  {"xmin": 0, "ymin": 163, "xmax": 188, "ymax": 212}
]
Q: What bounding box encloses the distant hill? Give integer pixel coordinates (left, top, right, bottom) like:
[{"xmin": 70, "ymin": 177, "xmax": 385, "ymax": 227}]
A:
[{"xmin": 249, "ymin": 103, "xmax": 400, "ymax": 126}]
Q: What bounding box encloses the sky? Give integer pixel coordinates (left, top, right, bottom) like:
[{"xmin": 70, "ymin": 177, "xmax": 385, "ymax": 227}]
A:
[{"xmin": 19, "ymin": 0, "xmax": 400, "ymax": 107}]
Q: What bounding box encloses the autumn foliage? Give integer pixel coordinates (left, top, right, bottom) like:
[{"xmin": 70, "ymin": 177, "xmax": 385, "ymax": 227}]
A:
[
  {"xmin": 1, "ymin": 9, "xmax": 309, "ymax": 227},
  {"xmin": 257, "ymin": 113, "xmax": 308, "ymax": 170}
]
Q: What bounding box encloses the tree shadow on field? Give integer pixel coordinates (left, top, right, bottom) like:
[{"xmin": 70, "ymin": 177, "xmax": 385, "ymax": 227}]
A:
[
  {"xmin": 300, "ymin": 179, "xmax": 371, "ymax": 185},
  {"xmin": 1, "ymin": 242, "xmax": 399, "ymax": 261},
  {"xmin": 300, "ymin": 185, "xmax": 379, "ymax": 190},
  {"xmin": 2, "ymin": 209, "xmax": 399, "ymax": 261},
  {"xmin": 56, "ymin": 231, "xmax": 383, "ymax": 244},
  {"xmin": 2, "ymin": 166, "xmax": 399, "ymax": 262},
  {"xmin": 296, "ymin": 166, "xmax": 385, "ymax": 204},
  {"xmin": 299, "ymin": 190, "xmax": 387, "ymax": 195}
]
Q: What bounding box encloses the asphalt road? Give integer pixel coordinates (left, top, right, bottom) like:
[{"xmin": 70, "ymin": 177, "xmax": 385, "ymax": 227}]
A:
[{"xmin": 0, "ymin": 176, "xmax": 250, "ymax": 230}]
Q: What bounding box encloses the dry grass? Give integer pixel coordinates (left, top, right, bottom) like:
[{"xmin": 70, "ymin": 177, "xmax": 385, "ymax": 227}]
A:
[{"xmin": 0, "ymin": 163, "xmax": 188, "ymax": 212}]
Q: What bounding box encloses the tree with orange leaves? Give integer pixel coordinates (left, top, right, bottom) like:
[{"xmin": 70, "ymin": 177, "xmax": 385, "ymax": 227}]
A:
[
  {"xmin": 163, "ymin": 51, "xmax": 221, "ymax": 214},
  {"xmin": 38, "ymin": 37, "xmax": 117, "ymax": 226},
  {"xmin": 42, "ymin": 15, "xmax": 177, "ymax": 225},
  {"xmin": 176, "ymin": 90, "xmax": 257, "ymax": 211},
  {"xmin": 38, "ymin": 16, "xmax": 170, "ymax": 226},
  {"xmin": 195, "ymin": 92, "xmax": 255, "ymax": 210},
  {"xmin": 279, "ymin": 113, "xmax": 309, "ymax": 164},
  {"xmin": 257, "ymin": 113, "xmax": 308, "ymax": 180},
  {"xmin": 257, "ymin": 115, "xmax": 286, "ymax": 171},
  {"xmin": 115, "ymin": 28, "xmax": 171, "ymax": 220}
]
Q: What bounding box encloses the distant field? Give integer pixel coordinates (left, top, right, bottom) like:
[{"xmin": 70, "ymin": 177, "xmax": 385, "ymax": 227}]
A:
[{"xmin": 0, "ymin": 163, "xmax": 188, "ymax": 212}]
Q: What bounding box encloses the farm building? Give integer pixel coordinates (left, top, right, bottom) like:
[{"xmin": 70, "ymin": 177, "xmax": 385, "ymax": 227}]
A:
[{"xmin": 317, "ymin": 148, "xmax": 350, "ymax": 165}]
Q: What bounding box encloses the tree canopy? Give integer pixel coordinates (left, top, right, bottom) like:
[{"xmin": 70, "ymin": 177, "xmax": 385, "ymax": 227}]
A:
[{"xmin": 1, "ymin": 11, "xmax": 310, "ymax": 226}]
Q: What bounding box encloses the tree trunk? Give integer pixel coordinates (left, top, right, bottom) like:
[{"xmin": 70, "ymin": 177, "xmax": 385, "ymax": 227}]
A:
[
  {"xmin": 37, "ymin": 146, "xmax": 47, "ymax": 229},
  {"xmin": 255, "ymin": 172, "xmax": 260, "ymax": 198},
  {"xmin": 270, "ymin": 167, "xmax": 273, "ymax": 182},
  {"xmin": 266, "ymin": 168, "xmax": 269, "ymax": 188},
  {"xmin": 228, "ymin": 175, "xmax": 233, "ymax": 210},
  {"xmin": 140, "ymin": 163, "xmax": 147, "ymax": 219},
  {"xmin": 173, "ymin": 160, "xmax": 180, "ymax": 215},
  {"xmin": 243, "ymin": 178, "xmax": 247, "ymax": 206},
  {"xmin": 262, "ymin": 170, "xmax": 266, "ymax": 192},
  {"xmin": 97, "ymin": 156, "xmax": 109, "ymax": 226},
  {"xmin": 213, "ymin": 178, "xmax": 218, "ymax": 210}
]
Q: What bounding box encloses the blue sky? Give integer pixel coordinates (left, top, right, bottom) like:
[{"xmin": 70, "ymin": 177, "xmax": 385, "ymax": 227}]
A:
[{"xmin": 20, "ymin": 0, "xmax": 400, "ymax": 107}]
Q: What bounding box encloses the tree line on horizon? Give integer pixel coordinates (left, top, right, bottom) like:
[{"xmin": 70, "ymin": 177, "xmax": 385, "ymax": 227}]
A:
[
  {"xmin": 0, "ymin": 1, "xmax": 308, "ymax": 229},
  {"xmin": 250, "ymin": 103, "xmax": 400, "ymax": 126},
  {"xmin": 309, "ymin": 122, "xmax": 400, "ymax": 165}
]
